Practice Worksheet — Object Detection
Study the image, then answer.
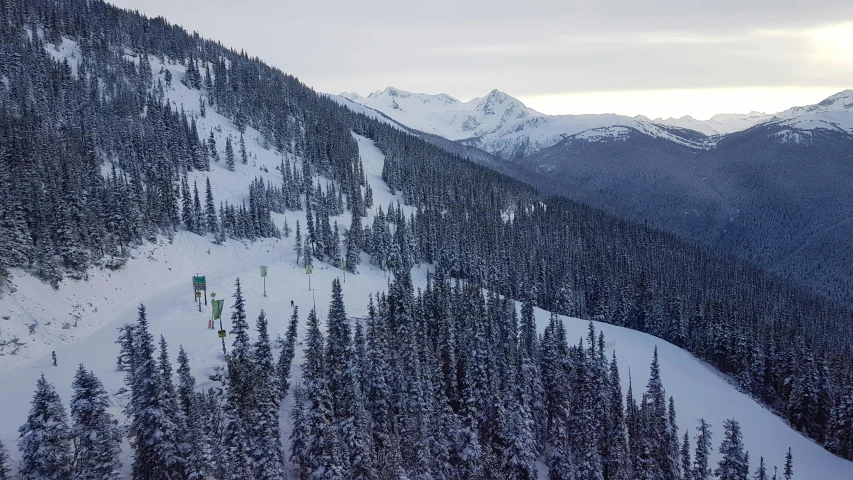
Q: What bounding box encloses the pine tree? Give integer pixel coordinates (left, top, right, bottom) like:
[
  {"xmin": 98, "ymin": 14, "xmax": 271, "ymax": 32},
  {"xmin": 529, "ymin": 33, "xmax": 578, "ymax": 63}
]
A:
[
  {"xmin": 18, "ymin": 374, "xmax": 72, "ymax": 480},
  {"xmin": 240, "ymin": 134, "xmax": 248, "ymax": 165},
  {"xmin": 129, "ymin": 305, "xmax": 184, "ymax": 480},
  {"xmin": 250, "ymin": 310, "xmax": 286, "ymax": 479},
  {"xmin": 290, "ymin": 385, "xmax": 311, "ymax": 480},
  {"xmin": 277, "ymin": 306, "xmax": 299, "ymax": 400},
  {"xmin": 681, "ymin": 430, "xmax": 692, "ymax": 480},
  {"xmin": 209, "ymin": 130, "xmax": 219, "ymax": 162},
  {"xmin": 693, "ymin": 419, "xmax": 713, "ymax": 480},
  {"xmin": 754, "ymin": 456, "xmax": 768, "ymax": 480},
  {"xmin": 229, "ymin": 278, "xmax": 250, "ymax": 361},
  {"xmin": 294, "ymin": 220, "xmax": 303, "ymax": 266},
  {"xmin": 783, "ymin": 448, "xmax": 793, "ymax": 480},
  {"xmin": 345, "ymin": 211, "xmax": 361, "ymax": 273},
  {"xmin": 70, "ymin": 365, "xmax": 122, "ymax": 480},
  {"xmin": 0, "ymin": 438, "xmax": 10, "ymax": 480},
  {"xmin": 193, "ymin": 181, "xmax": 204, "ymax": 235},
  {"xmin": 205, "ymin": 178, "xmax": 218, "ymax": 235},
  {"xmin": 176, "ymin": 346, "xmax": 208, "ymax": 480},
  {"xmin": 181, "ymin": 176, "xmax": 194, "ymax": 232},
  {"xmin": 225, "ymin": 136, "xmax": 235, "ymax": 171},
  {"xmin": 715, "ymin": 419, "xmax": 749, "ymax": 480}
]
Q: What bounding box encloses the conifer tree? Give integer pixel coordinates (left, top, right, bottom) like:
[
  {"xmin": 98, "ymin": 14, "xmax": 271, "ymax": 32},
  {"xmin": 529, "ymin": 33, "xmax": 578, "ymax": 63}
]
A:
[
  {"xmin": 193, "ymin": 181, "xmax": 204, "ymax": 235},
  {"xmin": 277, "ymin": 306, "xmax": 300, "ymax": 400},
  {"xmin": 129, "ymin": 305, "xmax": 184, "ymax": 480},
  {"xmin": 240, "ymin": 134, "xmax": 248, "ymax": 165},
  {"xmin": 783, "ymin": 448, "xmax": 793, "ymax": 480},
  {"xmin": 18, "ymin": 375, "xmax": 71, "ymax": 480},
  {"xmin": 250, "ymin": 310, "xmax": 286, "ymax": 479},
  {"xmin": 205, "ymin": 178, "xmax": 218, "ymax": 235},
  {"xmin": 755, "ymin": 456, "xmax": 768, "ymax": 480},
  {"xmin": 716, "ymin": 419, "xmax": 749, "ymax": 480},
  {"xmin": 209, "ymin": 130, "xmax": 219, "ymax": 162},
  {"xmin": 181, "ymin": 176, "xmax": 194, "ymax": 232},
  {"xmin": 294, "ymin": 220, "xmax": 303, "ymax": 266},
  {"xmin": 290, "ymin": 385, "xmax": 311, "ymax": 480},
  {"xmin": 70, "ymin": 365, "xmax": 122, "ymax": 480},
  {"xmin": 176, "ymin": 347, "xmax": 208, "ymax": 480},
  {"xmin": 225, "ymin": 136, "xmax": 235, "ymax": 171},
  {"xmin": 0, "ymin": 438, "xmax": 9, "ymax": 480},
  {"xmin": 693, "ymin": 419, "xmax": 713, "ymax": 480},
  {"xmin": 681, "ymin": 430, "xmax": 692, "ymax": 480}
]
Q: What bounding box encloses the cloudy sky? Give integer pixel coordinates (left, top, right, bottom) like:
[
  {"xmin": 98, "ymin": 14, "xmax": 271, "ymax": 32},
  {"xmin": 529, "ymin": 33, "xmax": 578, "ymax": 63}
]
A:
[{"xmin": 111, "ymin": 0, "xmax": 853, "ymax": 119}]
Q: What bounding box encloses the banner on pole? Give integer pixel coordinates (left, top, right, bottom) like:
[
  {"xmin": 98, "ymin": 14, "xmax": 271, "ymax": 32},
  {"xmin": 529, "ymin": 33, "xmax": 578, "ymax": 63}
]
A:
[
  {"xmin": 260, "ymin": 266, "xmax": 268, "ymax": 277},
  {"xmin": 341, "ymin": 260, "xmax": 346, "ymax": 271},
  {"xmin": 212, "ymin": 299, "xmax": 225, "ymax": 320},
  {"xmin": 306, "ymin": 265, "xmax": 313, "ymax": 274}
]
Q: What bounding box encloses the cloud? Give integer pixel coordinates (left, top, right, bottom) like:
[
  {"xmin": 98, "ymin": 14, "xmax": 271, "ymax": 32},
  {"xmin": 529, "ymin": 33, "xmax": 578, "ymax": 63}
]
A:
[{"xmin": 109, "ymin": 0, "xmax": 853, "ymax": 116}]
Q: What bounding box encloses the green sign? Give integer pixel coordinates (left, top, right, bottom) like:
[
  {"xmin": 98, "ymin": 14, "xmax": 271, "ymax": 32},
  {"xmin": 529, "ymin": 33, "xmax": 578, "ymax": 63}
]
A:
[
  {"xmin": 260, "ymin": 266, "xmax": 268, "ymax": 277},
  {"xmin": 306, "ymin": 265, "xmax": 313, "ymax": 274},
  {"xmin": 212, "ymin": 299, "xmax": 225, "ymax": 320},
  {"xmin": 341, "ymin": 260, "xmax": 346, "ymax": 270},
  {"xmin": 192, "ymin": 276, "xmax": 206, "ymax": 287},
  {"xmin": 218, "ymin": 330, "xmax": 227, "ymax": 338}
]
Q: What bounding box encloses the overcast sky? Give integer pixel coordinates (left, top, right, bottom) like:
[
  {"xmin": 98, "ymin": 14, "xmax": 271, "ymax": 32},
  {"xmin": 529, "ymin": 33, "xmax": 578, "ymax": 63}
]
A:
[{"xmin": 111, "ymin": 0, "xmax": 853, "ymax": 119}]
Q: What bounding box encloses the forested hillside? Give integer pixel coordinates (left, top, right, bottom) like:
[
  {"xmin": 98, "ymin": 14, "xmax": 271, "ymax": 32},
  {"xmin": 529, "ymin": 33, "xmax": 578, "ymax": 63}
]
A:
[{"xmin": 0, "ymin": 0, "xmax": 852, "ymax": 473}]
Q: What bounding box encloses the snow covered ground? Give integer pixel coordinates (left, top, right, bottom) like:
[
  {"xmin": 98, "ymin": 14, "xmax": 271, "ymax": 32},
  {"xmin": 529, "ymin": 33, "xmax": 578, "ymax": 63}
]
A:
[
  {"xmin": 0, "ymin": 38, "xmax": 851, "ymax": 478},
  {"xmin": 341, "ymin": 87, "xmax": 711, "ymax": 158}
]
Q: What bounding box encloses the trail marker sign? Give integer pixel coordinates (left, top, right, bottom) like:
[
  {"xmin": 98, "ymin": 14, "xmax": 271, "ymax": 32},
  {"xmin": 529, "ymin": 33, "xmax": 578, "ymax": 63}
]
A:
[
  {"xmin": 192, "ymin": 275, "xmax": 207, "ymax": 306},
  {"xmin": 212, "ymin": 299, "xmax": 224, "ymax": 320},
  {"xmin": 260, "ymin": 266, "xmax": 268, "ymax": 277}
]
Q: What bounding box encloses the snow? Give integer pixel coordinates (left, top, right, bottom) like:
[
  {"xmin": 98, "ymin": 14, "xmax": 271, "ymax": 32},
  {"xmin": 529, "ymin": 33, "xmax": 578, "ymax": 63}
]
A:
[
  {"xmin": 324, "ymin": 93, "xmax": 408, "ymax": 131},
  {"xmin": 769, "ymin": 90, "xmax": 853, "ymax": 134},
  {"xmin": 341, "ymin": 86, "xmax": 712, "ymax": 158},
  {"xmin": 653, "ymin": 111, "xmax": 773, "ymax": 136},
  {"xmin": 345, "ymin": 87, "xmax": 853, "ymax": 152},
  {"xmin": 549, "ymin": 314, "xmax": 853, "ymax": 479},
  {"xmin": 1, "ymin": 40, "xmax": 850, "ymax": 479},
  {"xmin": 44, "ymin": 37, "xmax": 82, "ymax": 77}
]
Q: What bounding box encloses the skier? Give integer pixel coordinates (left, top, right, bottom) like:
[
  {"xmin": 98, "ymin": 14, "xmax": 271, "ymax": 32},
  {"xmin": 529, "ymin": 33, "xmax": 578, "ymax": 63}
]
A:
[{"xmin": 52, "ymin": 350, "xmax": 57, "ymax": 366}]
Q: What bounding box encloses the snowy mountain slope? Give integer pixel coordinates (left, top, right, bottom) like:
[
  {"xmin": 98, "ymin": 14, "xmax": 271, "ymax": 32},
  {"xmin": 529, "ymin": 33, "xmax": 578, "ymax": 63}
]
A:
[
  {"xmin": 1, "ymin": 130, "xmax": 851, "ymax": 479},
  {"xmin": 343, "ymin": 86, "xmax": 711, "ymax": 158},
  {"xmin": 344, "ymin": 87, "xmax": 853, "ymax": 155},
  {"xmin": 653, "ymin": 111, "xmax": 773, "ymax": 136},
  {"xmin": 770, "ymin": 89, "xmax": 853, "ymax": 134}
]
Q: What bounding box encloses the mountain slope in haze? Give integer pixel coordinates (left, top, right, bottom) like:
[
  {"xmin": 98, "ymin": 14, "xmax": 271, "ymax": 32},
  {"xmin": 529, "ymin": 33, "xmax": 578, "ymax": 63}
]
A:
[
  {"xmin": 653, "ymin": 111, "xmax": 773, "ymax": 136},
  {"xmin": 518, "ymin": 119, "xmax": 853, "ymax": 303},
  {"xmin": 344, "ymin": 86, "xmax": 710, "ymax": 158},
  {"xmin": 346, "ymin": 87, "xmax": 853, "ymax": 304}
]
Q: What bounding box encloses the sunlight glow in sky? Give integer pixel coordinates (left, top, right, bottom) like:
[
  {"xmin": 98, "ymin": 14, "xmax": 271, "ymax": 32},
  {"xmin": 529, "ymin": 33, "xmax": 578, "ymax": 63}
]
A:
[{"xmin": 109, "ymin": 0, "xmax": 853, "ymax": 118}]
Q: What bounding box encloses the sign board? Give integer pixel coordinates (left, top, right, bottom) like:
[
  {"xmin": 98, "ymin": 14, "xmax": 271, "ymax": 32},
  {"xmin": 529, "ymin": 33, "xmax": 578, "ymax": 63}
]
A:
[
  {"xmin": 260, "ymin": 266, "xmax": 268, "ymax": 277},
  {"xmin": 212, "ymin": 299, "xmax": 224, "ymax": 320},
  {"xmin": 218, "ymin": 330, "xmax": 227, "ymax": 338},
  {"xmin": 192, "ymin": 276, "xmax": 206, "ymax": 288},
  {"xmin": 341, "ymin": 260, "xmax": 346, "ymax": 270},
  {"xmin": 195, "ymin": 291, "xmax": 201, "ymax": 299},
  {"xmin": 306, "ymin": 265, "xmax": 313, "ymax": 274}
]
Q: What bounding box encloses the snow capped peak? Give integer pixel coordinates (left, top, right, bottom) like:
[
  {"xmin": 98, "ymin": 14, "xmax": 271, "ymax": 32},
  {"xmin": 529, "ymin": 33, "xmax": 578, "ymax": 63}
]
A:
[
  {"xmin": 339, "ymin": 91, "xmax": 365, "ymax": 103},
  {"xmin": 816, "ymin": 89, "xmax": 853, "ymax": 109},
  {"xmin": 770, "ymin": 89, "xmax": 853, "ymax": 134},
  {"xmin": 474, "ymin": 89, "xmax": 531, "ymax": 118}
]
